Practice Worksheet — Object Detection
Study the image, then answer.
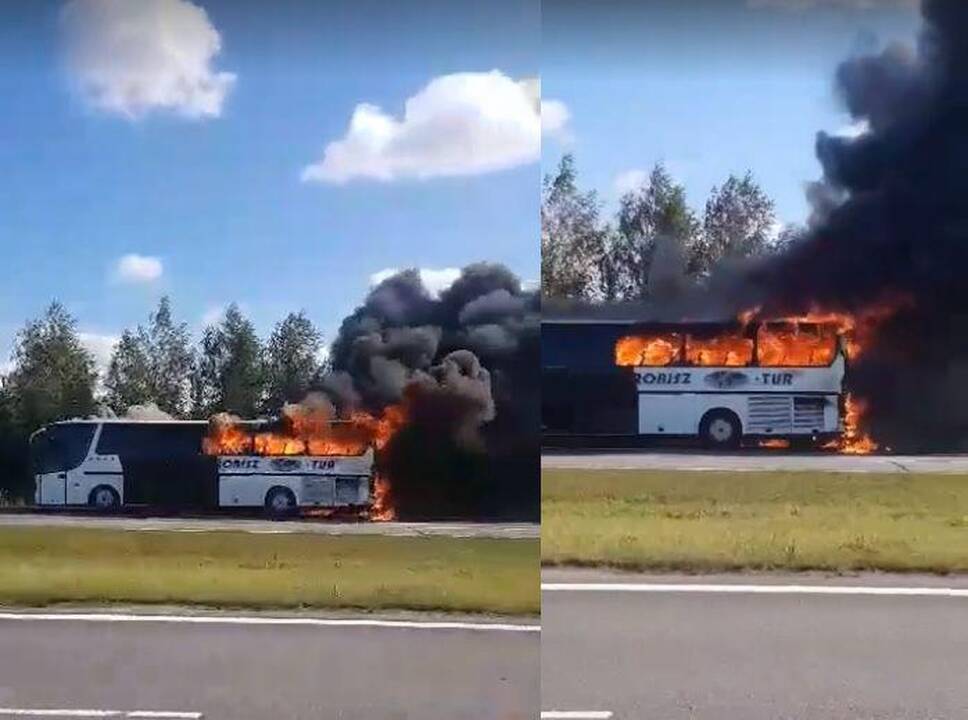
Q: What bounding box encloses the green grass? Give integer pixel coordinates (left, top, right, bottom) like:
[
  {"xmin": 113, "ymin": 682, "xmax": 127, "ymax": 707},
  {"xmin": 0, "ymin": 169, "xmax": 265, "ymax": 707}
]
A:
[
  {"xmin": 0, "ymin": 528, "xmax": 538, "ymax": 615},
  {"xmin": 543, "ymin": 469, "xmax": 968, "ymax": 573}
]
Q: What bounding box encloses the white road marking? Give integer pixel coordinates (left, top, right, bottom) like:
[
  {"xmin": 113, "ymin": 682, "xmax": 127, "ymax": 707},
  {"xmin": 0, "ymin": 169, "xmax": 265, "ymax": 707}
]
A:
[
  {"xmin": 541, "ymin": 712, "xmax": 614, "ymax": 719},
  {"xmin": 0, "ymin": 710, "xmax": 201, "ymax": 718},
  {"xmin": 0, "ymin": 612, "xmax": 539, "ymax": 633},
  {"xmin": 542, "ymin": 583, "xmax": 968, "ymax": 597}
]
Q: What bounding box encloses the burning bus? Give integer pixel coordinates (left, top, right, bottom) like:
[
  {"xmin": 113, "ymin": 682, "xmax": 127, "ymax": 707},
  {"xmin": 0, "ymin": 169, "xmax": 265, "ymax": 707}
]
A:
[
  {"xmin": 29, "ymin": 413, "xmax": 380, "ymax": 517},
  {"xmin": 543, "ymin": 313, "xmax": 865, "ymax": 449}
]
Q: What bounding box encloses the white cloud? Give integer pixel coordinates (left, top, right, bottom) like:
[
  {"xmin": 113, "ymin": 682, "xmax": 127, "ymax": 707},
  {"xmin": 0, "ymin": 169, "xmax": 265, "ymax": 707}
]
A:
[
  {"xmin": 200, "ymin": 305, "xmax": 225, "ymax": 327},
  {"xmin": 113, "ymin": 254, "xmax": 163, "ymax": 284},
  {"xmin": 61, "ymin": 0, "xmax": 236, "ymax": 120},
  {"xmin": 302, "ymin": 70, "xmax": 563, "ymax": 183},
  {"xmin": 748, "ymin": 0, "xmax": 917, "ymax": 10},
  {"xmin": 835, "ymin": 118, "xmax": 871, "ymax": 139},
  {"xmin": 369, "ymin": 267, "xmax": 462, "ymax": 298},
  {"xmin": 613, "ymin": 168, "xmax": 649, "ymax": 196},
  {"xmin": 79, "ymin": 332, "xmax": 119, "ymax": 377},
  {"xmin": 541, "ymin": 99, "xmax": 571, "ymax": 139}
]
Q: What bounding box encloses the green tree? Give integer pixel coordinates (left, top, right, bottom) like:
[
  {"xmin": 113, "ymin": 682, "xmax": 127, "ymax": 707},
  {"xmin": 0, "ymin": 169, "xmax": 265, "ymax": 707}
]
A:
[
  {"xmin": 0, "ymin": 379, "xmax": 30, "ymax": 500},
  {"xmin": 541, "ymin": 155, "xmax": 608, "ymax": 299},
  {"xmin": 104, "ymin": 297, "xmax": 194, "ymax": 417},
  {"xmin": 696, "ymin": 172, "xmax": 777, "ymax": 275},
  {"xmin": 615, "ymin": 164, "xmax": 699, "ymax": 299},
  {"xmin": 194, "ymin": 304, "xmax": 264, "ymax": 417},
  {"xmin": 262, "ymin": 311, "xmax": 321, "ymax": 413},
  {"xmin": 6, "ymin": 302, "xmax": 97, "ymax": 431}
]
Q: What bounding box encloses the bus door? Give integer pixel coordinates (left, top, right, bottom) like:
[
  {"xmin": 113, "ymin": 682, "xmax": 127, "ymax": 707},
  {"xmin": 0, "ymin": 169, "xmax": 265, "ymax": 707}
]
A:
[{"xmin": 32, "ymin": 424, "xmax": 96, "ymax": 505}]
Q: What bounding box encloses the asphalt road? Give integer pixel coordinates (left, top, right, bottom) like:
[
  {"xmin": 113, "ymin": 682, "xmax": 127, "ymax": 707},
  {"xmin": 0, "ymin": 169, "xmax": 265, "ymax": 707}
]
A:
[
  {"xmin": 0, "ymin": 513, "xmax": 538, "ymax": 539},
  {"xmin": 0, "ymin": 611, "xmax": 539, "ymax": 720},
  {"xmin": 542, "ymin": 450, "xmax": 968, "ymax": 474},
  {"xmin": 541, "ymin": 570, "xmax": 968, "ymax": 719}
]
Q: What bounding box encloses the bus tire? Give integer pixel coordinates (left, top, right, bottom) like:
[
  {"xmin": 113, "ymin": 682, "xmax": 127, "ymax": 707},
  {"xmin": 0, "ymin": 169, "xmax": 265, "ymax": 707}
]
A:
[
  {"xmin": 699, "ymin": 409, "xmax": 742, "ymax": 449},
  {"xmin": 265, "ymin": 487, "xmax": 297, "ymax": 518},
  {"xmin": 88, "ymin": 485, "xmax": 120, "ymax": 512}
]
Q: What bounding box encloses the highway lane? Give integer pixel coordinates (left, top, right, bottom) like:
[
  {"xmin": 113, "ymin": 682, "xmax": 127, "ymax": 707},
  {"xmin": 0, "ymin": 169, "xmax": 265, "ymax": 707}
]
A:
[
  {"xmin": 542, "ymin": 450, "xmax": 968, "ymax": 473},
  {"xmin": 0, "ymin": 514, "xmax": 538, "ymax": 539},
  {"xmin": 0, "ymin": 611, "xmax": 539, "ymax": 720},
  {"xmin": 542, "ymin": 570, "xmax": 968, "ymax": 720}
]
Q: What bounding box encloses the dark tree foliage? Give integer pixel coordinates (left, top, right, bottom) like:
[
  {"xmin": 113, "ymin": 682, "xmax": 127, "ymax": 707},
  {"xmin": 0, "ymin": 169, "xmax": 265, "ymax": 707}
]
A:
[
  {"xmin": 193, "ymin": 304, "xmax": 264, "ymax": 418},
  {"xmin": 0, "ymin": 303, "xmax": 97, "ymax": 499},
  {"xmin": 261, "ymin": 311, "xmax": 322, "ymax": 414}
]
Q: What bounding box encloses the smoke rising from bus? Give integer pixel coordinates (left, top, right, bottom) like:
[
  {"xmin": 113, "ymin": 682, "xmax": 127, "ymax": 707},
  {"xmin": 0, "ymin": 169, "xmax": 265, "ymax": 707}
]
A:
[
  {"xmin": 201, "ymin": 263, "xmax": 538, "ymax": 519},
  {"xmin": 314, "ymin": 263, "xmax": 539, "ymax": 518},
  {"xmin": 597, "ymin": 1, "xmax": 966, "ymax": 451},
  {"xmin": 723, "ymin": 0, "xmax": 968, "ymax": 451},
  {"xmin": 315, "ymin": 263, "xmax": 539, "ymax": 518}
]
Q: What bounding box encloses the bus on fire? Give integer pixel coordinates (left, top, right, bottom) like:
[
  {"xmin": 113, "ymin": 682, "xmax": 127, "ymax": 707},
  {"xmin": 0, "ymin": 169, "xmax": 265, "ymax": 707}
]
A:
[
  {"xmin": 542, "ymin": 317, "xmax": 846, "ymax": 447},
  {"xmin": 29, "ymin": 418, "xmax": 375, "ymax": 515}
]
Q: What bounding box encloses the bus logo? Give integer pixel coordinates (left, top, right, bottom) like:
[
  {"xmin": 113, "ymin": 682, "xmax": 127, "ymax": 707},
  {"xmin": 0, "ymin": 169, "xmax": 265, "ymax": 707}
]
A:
[
  {"xmin": 270, "ymin": 458, "xmax": 301, "ymax": 471},
  {"xmin": 705, "ymin": 371, "xmax": 749, "ymax": 389}
]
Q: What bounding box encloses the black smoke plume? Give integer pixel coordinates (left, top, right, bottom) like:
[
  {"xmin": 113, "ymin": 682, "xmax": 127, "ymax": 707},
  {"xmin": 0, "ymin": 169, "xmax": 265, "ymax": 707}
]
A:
[
  {"xmin": 733, "ymin": 0, "xmax": 968, "ymax": 450},
  {"xmin": 318, "ymin": 263, "xmax": 539, "ymax": 519}
]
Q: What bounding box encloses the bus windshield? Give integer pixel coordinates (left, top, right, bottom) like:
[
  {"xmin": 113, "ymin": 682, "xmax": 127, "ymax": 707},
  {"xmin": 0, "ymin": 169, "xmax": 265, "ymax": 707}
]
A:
[{"xmin": 30, "ymin": 423, "xmax": 96, "ymax": 475}]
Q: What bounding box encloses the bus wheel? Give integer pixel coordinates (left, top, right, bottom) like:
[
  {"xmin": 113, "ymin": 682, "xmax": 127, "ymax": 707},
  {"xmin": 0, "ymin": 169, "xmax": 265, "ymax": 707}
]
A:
[
  {"xmin": 265, "ymin": 487, "xmax": 297, "ymax": 518},
  {"xmin": 89, "ymin": 485, "xmax": 120, "ymax": 511},
  {"xmin": 700, "ymin": 410, "xmax": 741, "ymax": 449}
]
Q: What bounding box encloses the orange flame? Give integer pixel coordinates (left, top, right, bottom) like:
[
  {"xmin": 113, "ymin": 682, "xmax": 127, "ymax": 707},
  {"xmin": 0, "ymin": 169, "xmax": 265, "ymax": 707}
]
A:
[
  {"xmin": 758, "ymin": 438, "xmax": 791, "ymax": 449},
  {"xmin": 370, "ymin": 474, "xmax": 396, "ymax": 521},
  {"xmin": 685, "ymin": 334, "xmax": 754, "ymax": 367},
  {"xmin": 615, "ymin": 333, "xmax": 683, "ymax": 366},
  {"xmin": 822, "ymin": 393, "xmax": 878, "ymax": 454},
  {"xmin": 201, "ymin": 417, "xmax": 252, "ymax": 455},
  {"xmin": 755, "ymin": 323, "xmax": 839, "ymax": 367}
]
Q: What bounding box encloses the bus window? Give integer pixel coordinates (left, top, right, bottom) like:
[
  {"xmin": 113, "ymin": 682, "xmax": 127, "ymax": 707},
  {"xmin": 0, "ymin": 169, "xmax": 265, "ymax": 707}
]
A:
[
  {"xmin": 756, "ymin": 323, "xmax": 838, "ymax": 366},
  {"xmin": 685, "ymin": 333, "xmax": 753, "ymax": 367},
  {"xmin": 615, "ymin": 333, "xmax": 683, "ymax": 367},
  {"xmin": 97, "ymin": 424, "xmax": 206, "ymax": 458},
  {"xmin": 31, "ymin": 424, "xmax": 95, "ymax": 474}
]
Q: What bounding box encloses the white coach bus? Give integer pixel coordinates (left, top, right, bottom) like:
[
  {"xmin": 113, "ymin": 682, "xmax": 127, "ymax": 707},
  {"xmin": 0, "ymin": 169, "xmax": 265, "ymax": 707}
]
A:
[
  {"xmin": 29, "ymin": 419, "xmax": 374, "ymax": 516},
  {"xmin": 616, "ymin": 320, "xmax": 846, "ymax": 448}
]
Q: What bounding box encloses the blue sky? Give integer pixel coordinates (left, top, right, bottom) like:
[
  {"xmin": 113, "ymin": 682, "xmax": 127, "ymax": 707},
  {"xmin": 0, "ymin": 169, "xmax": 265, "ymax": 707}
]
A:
[
  {"xmin": 541, "ymin": 0, "xmax": 920, "ymax": 225},
  {"xmin": 0, "ymin": 0, "xmax": 540, "ymax": 372}
]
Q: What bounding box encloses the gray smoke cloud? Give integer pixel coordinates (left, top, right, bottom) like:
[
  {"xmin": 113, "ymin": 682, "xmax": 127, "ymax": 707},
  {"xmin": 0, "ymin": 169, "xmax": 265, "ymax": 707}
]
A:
[
  {"xmin": 311, "ymin": 262, "xmax": 539, "ymax": 517},
  {"xmin": 324, "ymin": 263, "xmax": 538, "ymax": 423}
]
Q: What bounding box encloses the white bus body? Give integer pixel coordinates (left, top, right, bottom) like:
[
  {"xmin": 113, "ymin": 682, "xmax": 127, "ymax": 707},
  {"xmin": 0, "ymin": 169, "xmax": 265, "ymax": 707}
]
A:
[
  {"xmin": 630, "ymin": 329, "xmax": 846, "ymax": 447},
  {"xmin": 636, "ymin": 359, "xmax": 844, "ymax": 441},
  {"xmin": 30, "ymin": 420, "xmax": 374, "ymax": 513},
  {"xmin": 217, "ymin": 454, "xmax": 373, "ymax": 509}
]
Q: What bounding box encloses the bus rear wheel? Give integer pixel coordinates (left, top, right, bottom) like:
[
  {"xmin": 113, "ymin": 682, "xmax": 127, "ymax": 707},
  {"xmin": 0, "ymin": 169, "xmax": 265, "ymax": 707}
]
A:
[
  {"xmin": 265, "ymin": 487, "xmax": 297, "ymax": 518},
  {"xmin": 700, "ymin": 410, "xmax": 741, "ymax": 450},
  {"xmin": 88, "ymin": 485, "xmax": 120, "ymax": 512}
]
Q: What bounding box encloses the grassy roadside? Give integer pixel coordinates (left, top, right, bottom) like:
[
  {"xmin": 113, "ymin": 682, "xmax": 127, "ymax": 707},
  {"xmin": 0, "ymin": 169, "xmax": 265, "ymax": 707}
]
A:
[
  {"xmin": 0, "ymin": 527, "xmax": 538, "ymax": 615},
  {"xmin": 543, "ymin": 469, "xmax": 968, "ymax": 573}
]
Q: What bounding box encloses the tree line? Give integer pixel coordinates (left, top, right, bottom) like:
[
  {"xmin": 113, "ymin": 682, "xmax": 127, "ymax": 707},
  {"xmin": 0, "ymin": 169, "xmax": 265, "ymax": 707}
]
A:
[
  {"xmin": 0, "ymin": 298, "xmax": 326, "ymax": 499},
  {"xmin": 541, "ymin": 155, "xmax": 803, "ymax": 301}
]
